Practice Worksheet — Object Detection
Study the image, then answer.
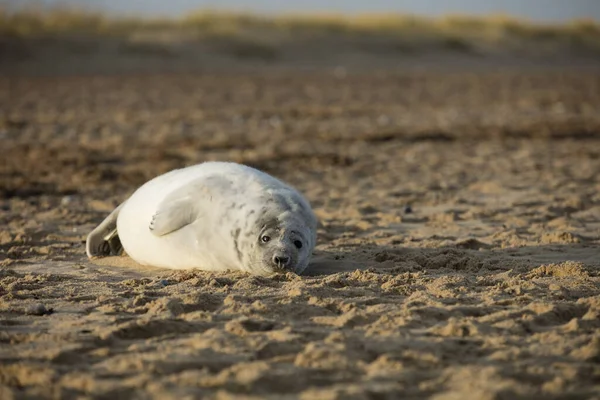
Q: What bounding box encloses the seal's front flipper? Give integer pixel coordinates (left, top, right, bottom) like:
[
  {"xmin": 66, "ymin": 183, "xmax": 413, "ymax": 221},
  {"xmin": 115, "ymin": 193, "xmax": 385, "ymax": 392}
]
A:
[
  {"xmin": 150, "ymin": 196, "xmax": 199, "ymax": 237},
  {"xmin": 148, "ymin": 179, "xmax": 220, "ymax": 237},
  {"xmin": 86, "ymin": 202, "xmax": 125, "ymax": 258},
  {"xmin": 149, "ymin": 175, "xmax": 236, "ymax": 237}
]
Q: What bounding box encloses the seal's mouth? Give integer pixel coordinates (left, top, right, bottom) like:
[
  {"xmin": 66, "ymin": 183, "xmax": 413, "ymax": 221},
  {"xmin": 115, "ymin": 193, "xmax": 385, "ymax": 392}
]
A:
[
  {"xmin": 249, "ymin": 262, "xmax": 300, "ymax": 276},
  {"xmin": 272, "ymin": 265, "xmax": 297, "ymax": 274}
]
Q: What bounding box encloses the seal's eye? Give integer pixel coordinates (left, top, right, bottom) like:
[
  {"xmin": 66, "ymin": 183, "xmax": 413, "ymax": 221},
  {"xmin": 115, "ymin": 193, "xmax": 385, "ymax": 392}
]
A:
[
  {"xmin": 261, "ymin": 235, "xmax": 271, "ymax": 243},
  {"xmin": 294, "ymin": 240, "xmax": 303, "ymax": 249}
]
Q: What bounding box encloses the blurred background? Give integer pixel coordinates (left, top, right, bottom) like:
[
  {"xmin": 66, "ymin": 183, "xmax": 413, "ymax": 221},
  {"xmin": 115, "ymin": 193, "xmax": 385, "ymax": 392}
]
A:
[
  {"xmin": 10, "ymin": 0, "xmax": 600, "ymax": 21},
  {"xmin": 2, "ymin": 0, "xmax": 599, "ymax": 75},
  {"xmin": 2, "ymin": 5, "xmax": 600, "ymax": 398}
]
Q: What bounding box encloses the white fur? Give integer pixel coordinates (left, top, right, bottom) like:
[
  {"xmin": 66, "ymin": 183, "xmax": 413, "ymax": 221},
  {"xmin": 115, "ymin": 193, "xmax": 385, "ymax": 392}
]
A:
[{"xmin": 113, "ymin": 162, "xmax": 316, "ymax": 273}]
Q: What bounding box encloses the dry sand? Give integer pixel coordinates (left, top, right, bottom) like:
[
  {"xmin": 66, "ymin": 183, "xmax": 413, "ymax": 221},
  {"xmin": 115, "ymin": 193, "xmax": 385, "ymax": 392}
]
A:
[{"xmin": 1, "ymin": 59, "xmax": 600, "ymax": 399}]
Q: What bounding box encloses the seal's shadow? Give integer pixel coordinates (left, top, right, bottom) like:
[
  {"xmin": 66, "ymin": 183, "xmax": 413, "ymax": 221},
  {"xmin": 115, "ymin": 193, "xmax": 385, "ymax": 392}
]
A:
[{"xmin": 304, "ymin": 243, "xmax": 599, "ymax": 277}]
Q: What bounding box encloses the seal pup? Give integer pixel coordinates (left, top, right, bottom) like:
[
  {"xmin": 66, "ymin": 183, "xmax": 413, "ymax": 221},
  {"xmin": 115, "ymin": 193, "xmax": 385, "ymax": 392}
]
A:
[{"xmin": 86, "ymin": 162, "xmax": 318, "ymax": 276}]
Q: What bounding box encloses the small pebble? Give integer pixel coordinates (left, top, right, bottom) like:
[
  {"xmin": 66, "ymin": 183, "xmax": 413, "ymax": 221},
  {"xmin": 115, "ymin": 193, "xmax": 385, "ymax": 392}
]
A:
[
  {"xmin": 61, "ymin": 196, "xmax": 73, "ymax": 206},
  {"xmin": 26, "ymin": 303, "xmax": 53, "ymax": 316},
  {"xmin": 159, "ymin": 279, "xmax": 170, "ymax": 287}
]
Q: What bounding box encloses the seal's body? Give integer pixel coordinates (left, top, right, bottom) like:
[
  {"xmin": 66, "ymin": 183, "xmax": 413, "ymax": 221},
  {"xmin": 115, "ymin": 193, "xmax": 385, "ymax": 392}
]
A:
[{"xmin": 86, "ymin": 162, "xmax": 317, "ymax": 276}]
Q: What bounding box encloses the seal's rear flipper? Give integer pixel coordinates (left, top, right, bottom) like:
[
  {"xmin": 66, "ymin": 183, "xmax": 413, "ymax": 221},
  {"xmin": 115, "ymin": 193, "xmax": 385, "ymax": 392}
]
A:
[
  {"xmin": 104, "ymin": 228, "xmax": 123, "ymax": 255},
  {"xmin": 86, "ymin": 202, "xmax": 125, "ymax": 258}
]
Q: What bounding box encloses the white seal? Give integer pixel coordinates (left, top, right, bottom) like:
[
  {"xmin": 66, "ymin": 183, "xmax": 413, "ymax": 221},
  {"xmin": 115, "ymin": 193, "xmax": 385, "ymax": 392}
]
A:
[{"xmin": 86, "ymin": 162, "xmax": 318, "ymax": 276}]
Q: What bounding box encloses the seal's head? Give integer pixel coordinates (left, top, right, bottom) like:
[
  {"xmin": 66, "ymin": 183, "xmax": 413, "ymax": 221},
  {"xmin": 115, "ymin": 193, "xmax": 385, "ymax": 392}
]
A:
[{"xmin": 238, "ymin": 190, "xmax": 317, "ymax": 276}]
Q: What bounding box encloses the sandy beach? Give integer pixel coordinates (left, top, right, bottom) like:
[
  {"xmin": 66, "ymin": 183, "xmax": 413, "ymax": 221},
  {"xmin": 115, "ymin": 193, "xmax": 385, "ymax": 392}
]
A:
[{"xmin": 1, "ymin": 22, "xmax": 600, "ymax": 398}]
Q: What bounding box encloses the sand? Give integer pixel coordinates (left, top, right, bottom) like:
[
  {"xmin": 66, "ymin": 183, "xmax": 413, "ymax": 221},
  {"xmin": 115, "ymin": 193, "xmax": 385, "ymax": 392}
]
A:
[{"xmin": 2, "ymin": 62, "xmax": 600, "ymax": 399}]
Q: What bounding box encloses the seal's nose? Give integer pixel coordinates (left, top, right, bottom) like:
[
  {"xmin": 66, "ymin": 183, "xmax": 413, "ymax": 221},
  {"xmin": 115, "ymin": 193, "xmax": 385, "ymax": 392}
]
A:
[{"xmin": 273, "ymin": 255, "xmax": 290, "ymax": 267}]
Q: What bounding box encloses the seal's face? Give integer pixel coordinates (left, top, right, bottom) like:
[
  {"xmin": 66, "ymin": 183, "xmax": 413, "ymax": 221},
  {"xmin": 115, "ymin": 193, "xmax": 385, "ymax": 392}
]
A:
[
  {"xmin": 257, "ymin": 223, "xmax": 310, "ymax": 274},
  {"xmin": 241, "ymin": 214, "xmax": 315, "ymax": 276},
  {"xmin": 234, "ymin": 190, "xmax": 317, "ymax": 276}
]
